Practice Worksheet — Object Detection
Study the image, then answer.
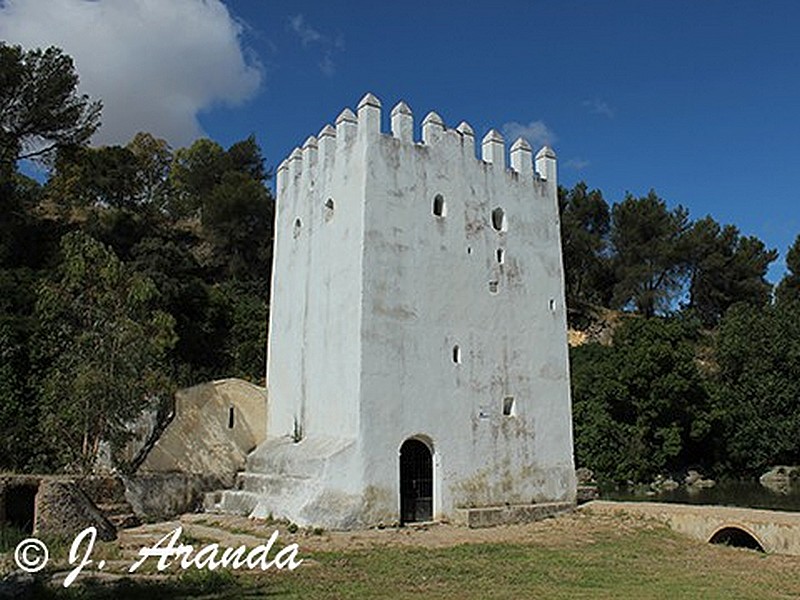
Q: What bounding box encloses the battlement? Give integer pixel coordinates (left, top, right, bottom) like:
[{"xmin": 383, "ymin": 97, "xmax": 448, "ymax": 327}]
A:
[
  {"xmin": 276, "ymin": 92, "xmax": 557, "ymax": 197},
  {"xmin": 265, "ymin": 92, "xmax": 574, "ymax": 529}
]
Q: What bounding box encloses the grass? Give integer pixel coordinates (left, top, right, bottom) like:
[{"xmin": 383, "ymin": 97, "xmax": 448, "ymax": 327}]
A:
[
  {"xmin": 0, "ymin": 524, "xmax": 28, "ymax": 553},
  {"xmin": 4, "ymin": 514, "xmax": 798, "ymax": 599},
  {"xmin": 252, "ymin": 528, "xmax": 793, "ymax": 599}
]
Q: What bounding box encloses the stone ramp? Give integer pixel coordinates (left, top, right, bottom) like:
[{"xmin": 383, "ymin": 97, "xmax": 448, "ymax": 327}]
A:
[{"xmin": 204, "ymin": 436, "xmax": 355, "ymax": 526}]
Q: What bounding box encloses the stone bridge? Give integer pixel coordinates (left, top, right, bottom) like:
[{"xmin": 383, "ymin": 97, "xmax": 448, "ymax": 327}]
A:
[{"xmin": 582, "ymin": 500, "xmax": 800, "ymax": 556}]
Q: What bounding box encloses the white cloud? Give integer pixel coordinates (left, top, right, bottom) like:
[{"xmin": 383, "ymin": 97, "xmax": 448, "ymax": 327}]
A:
[
  {"xmin": 288, "ymin": 14, "xmax": 322, "ymax": 47},
  {"xmin": 565, "ymin": 158, "xmax": 590, "ymax": 171},
  {"xmin": 583, "ymin": 98, "xmax": 614, "ymax": 118},
  {"xmin": 502, "ymin": 120, "xmax": 557, "ymax": 149},
  {"xmin": 287, "ymin": 13, "xmax": 342, "ymax": 77},
  {"xmin": 319, "ymin": 54, "xmax": 336, "ymax": 77},
  {"xmin": 0, "ymin": 0, "xmax": 262, "ymax": 147}
]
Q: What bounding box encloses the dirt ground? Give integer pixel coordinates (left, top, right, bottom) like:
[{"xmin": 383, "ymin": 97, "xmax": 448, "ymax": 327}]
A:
[
  {"xmin": 117, "ymin": 506, "xmax": 691, "ymax": 556},
  {"xmin": 8, "ymin": 505, "xmax": 800, "ymax": 598}
]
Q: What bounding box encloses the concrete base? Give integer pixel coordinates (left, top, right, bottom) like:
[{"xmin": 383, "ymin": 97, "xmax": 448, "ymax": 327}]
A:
[{"xmin": 452, "ymin": 502, "xmax": 574, "ymax": 528}]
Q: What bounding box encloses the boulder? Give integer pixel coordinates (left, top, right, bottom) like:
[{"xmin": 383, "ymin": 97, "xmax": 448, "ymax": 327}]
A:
[
  {"xmin": 575, "ymin": 467, "xmax": 595, "ymax": 485},
  {"xmin": 760, "ymin": 466, "xmax": 800, "ymax": 494},
  {"xmin": 684, "ymin": 470, "xmax": 715, "ymax": 489},
  {"xmin": 650, "ymin": 474, "xmax": 679, "ymax": 492}
]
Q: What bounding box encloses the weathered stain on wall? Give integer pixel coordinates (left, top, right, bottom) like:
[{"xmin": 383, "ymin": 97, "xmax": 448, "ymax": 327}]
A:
[{"xmin": 213, "ymin": 93, "xmax": 576, "ymax": 529}]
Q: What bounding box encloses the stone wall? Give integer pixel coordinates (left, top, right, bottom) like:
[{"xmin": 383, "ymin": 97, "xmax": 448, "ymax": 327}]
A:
[
  {"xmin": 0, "ymin": 475, "xmax": 138, "ymax": 539},
  {"xmin": 34, "ymin": 480, "xmax": 116, "ymax": 541},
  {"xmin": 124, "ymin": 472, "xmax": 227, "ymax": 521}
]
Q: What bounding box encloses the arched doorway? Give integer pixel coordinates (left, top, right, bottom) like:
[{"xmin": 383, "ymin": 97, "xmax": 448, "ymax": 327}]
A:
[{"xmin": 399, "ymin": 438, "xmax": 433, "ymax": 524}]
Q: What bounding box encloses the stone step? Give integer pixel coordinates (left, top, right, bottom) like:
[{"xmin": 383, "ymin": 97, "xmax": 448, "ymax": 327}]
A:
[
  {"xmin": 246, "ymin": 452, "xmax": 326, "ymax": 479},
  {"xmin": 96, "ymin": 501, "xmax": 140, "ymax": 529},
  {"xmin": 235, "ymin": 472, "xmax": 310, "ymax": 496},
  {"xmin": 245, "ymin": 436, "xmax": 352, "ymax": 478},
  {"xmin": 204, "ymin": 490, "xmax": 259, "ymax": 517},
  {"xmin": 453, "ymin": 502, "xmax": 573, "ymax": 528},
  {"xmin": 205, "ymin": 436, "xmax": 353, "ymax": 523}
]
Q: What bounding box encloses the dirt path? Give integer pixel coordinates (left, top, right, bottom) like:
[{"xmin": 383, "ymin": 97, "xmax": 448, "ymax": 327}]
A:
[{"xmin": 115, "ymin": 507, "xmax": 656, "ymax": 558}]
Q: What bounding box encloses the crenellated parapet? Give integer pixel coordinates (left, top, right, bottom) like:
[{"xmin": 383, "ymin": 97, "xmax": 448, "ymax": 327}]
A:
[
  {"xmin": 277, "ymin": 92, "xmax": 557, "ymax": 197},
  {"xmin": 259, "ymin": 90, "xmax": 575, "ymax": 531}
]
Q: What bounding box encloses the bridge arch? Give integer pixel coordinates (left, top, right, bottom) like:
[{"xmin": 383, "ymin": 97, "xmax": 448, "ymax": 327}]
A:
[{"xmin": 708, "ymin": 524, "xmax": 765, "ymax": 552}]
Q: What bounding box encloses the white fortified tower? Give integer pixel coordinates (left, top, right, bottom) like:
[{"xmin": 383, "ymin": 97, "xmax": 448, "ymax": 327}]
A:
[{"xmin": 217, "ymin": 93, "xmax": 575, "ymax": 528}]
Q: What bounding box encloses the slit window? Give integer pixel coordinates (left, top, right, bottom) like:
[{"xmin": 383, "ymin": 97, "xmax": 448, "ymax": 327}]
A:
[
  {"xmin": 293, "ymin": 217, "xmax": 302, "ymax": 238},
  {"xmin": 228, "ymin": 406, "xmax": 235, "ymax": 429},
  {"xmin": 549, "ymin": 298, "xmax": 556, "ymax": 312},
  {"xmin": 502, "ymin": 397, "xmax": 515, "ymax": 416},
  {"xmin": 497, "ymin": 248, "xmax": 505, "ymax": 264},
  {"xmin": 432, "ymin": 194, "xmax": 446, "ymax": 217},
  {"xmin": 491, "ymin": 207, "xmax": 507, "ymax": 232},
  {"xmin": 452, "ymin": 344, "xmax": 461, "ymax": 364},
  {"xmin": 324, "ymin": 198, "xmax": 334, "ymax": 220}
]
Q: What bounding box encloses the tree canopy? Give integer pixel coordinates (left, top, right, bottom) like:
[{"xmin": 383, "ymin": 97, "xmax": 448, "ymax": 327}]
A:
[
  {"xmin": 34, "ymin": 231, "xmax": 176, "ymax": 471},
  {"xmin": 776, "ymin": 235, "xmax": 800, "ymax": 305},
  {"xmin": 571, "ymin": 317, "xmax": 712, "ymax": 483},
  {"xmin": 0, "ymin": 43, "xmax": 101, "ymax": 176},
  {"xmin": 2, "ymin": 43, "xmax": 799, "ymax": 484}
]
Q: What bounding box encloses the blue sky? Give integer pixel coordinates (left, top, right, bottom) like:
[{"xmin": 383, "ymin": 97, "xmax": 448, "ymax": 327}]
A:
[
  {"xmin": 216, "ymin": 0, "xmax": 800, "ymax": 282},
  {"xmin": 3, "ymin": 0, "xmax": 798, "ymax": 281}
]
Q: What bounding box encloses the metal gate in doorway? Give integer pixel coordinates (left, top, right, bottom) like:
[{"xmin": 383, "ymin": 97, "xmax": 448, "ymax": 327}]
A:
[{"xmin": 399, "ymin": 439, "xmax": 432, "ymax": 523}]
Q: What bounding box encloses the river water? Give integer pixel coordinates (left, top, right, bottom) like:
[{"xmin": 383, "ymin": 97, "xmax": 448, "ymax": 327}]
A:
[{"xmin": 602, "ymin": 480, "xmax": 800, "ymax": 512}]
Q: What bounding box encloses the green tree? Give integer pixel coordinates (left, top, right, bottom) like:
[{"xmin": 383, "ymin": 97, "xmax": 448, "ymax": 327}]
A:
[
  {"xmin": 127, "ymin": 132, "xmax": 172, "ymax": 207},
  {"xmin": 0, "ymin": 320, "xmax": 45, "ymax": 471},
  {"xmin": 776, "ymin": 235, "xmax": 800, "ymax": 305},
  {"xmin": 168, "ymin": 138, "xmax": 229, "ymax": 218},
  {"xmin": 227, "ymin": 134, "xmax": 267, "ymax": 182},
  {"xmin": 0, "ymin": 43, "xmax": 101, "ymax": 177},
  {"xmin": 558, "ymin": 182, "xmax": 613, "ymax": 320},
  {"xmin": 683, "ymin": 216, "xmax": 776, "ymax": 326},
  {"xmin": 203, "ymin": 171, "xmax": 274, "ymax": 284},
  {"xmin": 211, "ymin": 281, "xmax": 268, "ymax": 383},
  {"xmin": 570, "ymin": 317, "xmax": 711, "ymax": 483},
  {"xmin": 46, "ymin": 144, "xmax": 142, "ymax": 209},
  {"xmin": 84, "ymin": 145, "xmax": 142, "ymax": 208},
  {"xmin": 610, "ymin": 191, "xmax": 689, "ymax": 317},
  {"xmin": 168, "ymin": 135, "xmax": 268, "ymax": 220},
  {"xmin": 34, "ymin": 231, "xmax": 176, "ymax": 471},
  {"xmin": 0, "ymin": 173, "xmax": 46, "ymax": 267},
  {"xmin": 129, "ymin": 236, "xmax": 229, "ymax": 383},
  {"xmin": 713, "ymin": 302, "xmax": 800, "ymax": 474}
]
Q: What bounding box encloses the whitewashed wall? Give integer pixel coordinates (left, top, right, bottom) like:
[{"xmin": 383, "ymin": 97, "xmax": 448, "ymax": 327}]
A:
[{"xmin": 263, "ymin": 93, "xmax": 575, "ymax": 527}]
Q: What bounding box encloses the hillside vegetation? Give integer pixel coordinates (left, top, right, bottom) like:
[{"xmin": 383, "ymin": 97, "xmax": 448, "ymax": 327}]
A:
[{"xmin": 2, "ymin": 42, "xmax": 799, "ymax": 482}]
